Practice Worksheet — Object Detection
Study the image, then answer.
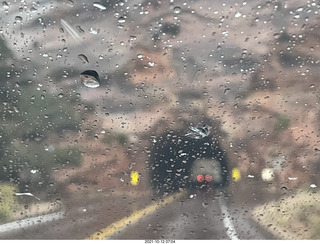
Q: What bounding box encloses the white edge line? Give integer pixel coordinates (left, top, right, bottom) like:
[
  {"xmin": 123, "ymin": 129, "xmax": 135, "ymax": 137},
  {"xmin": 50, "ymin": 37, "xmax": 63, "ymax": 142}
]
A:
[
  {"xmin": 218, "ymin": 196, "xmax": 239, "ymax": 240},
  {"xmin": 0, "ymin": 211, "xmax": 65, "ymax": 234}
]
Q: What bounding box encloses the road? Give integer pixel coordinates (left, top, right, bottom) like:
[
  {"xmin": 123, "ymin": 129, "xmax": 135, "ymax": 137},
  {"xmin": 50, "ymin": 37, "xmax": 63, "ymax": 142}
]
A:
[
  {"xmin": 0, "ymin": 188, "xmax": 276, "ymax": 240},
  {"xmin": 109, "ymin": 189, "xmax": 275, "ymax": 240}
]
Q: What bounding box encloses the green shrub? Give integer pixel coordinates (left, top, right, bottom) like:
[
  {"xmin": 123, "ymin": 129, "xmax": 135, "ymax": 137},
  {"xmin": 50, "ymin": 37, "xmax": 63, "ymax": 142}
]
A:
[
  {"xmin": 274, "ymin": 114, "xmax": 290, "ymax": 132},
  {"xmin": 0, "ymin": 38, "xmax": 14, "ymax": 61},
  {"xmin": 54, "ymin": 146, "xmax": 82, "ymax": 167},
  {"xmin": 101, "ymin": 132, "xmax": 127, "ymax": 145},
  {"xmin": 0, "ymin": 183, "xmax": 18, "ymax": 221}
]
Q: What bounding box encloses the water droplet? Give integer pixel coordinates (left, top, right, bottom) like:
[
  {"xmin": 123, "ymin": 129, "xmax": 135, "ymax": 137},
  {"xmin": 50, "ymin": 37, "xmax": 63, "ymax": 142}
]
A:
[
  {"xmin": 288, "ymin": 177, "xmax": 297, "ymax": 180},
  {"xmin": 273, "ymin": 33, "xmax": 281, "ymax": 39},
  {"xmin": 173, "ymin": 6, "xmax": 181, "ymax": 14},
  {"xmin": 89, "ymin": 27, "xmax": 98, "ymax": 34},
  {"xmin": 310, "ymin": 184, "xmax": 317, "ymax": 188},
  {"xmin": 235, "ymin": 12, "xmax": 242, "ymax": 18},
  {"xmin": 65, "ymin": 0, "xmax": 74, "ymax": 7},
  {"xmin": 118, "ymin": 17, "xmax": 126, "ymax": 24},
  {"xmin": 78, "ymin": 54, "xmax": 89, "ymax": 63},
  {"xmin": 13, "ymin": 105, "xmax": 19, "ymax": 113},
  {"xmin": 57, "ymin": 93, "xmax": 64, "ymax": 98},
  {"xmin": 280, "ymin": 186, "xmax": 287, "ymax": 191},
  {"xmin": 15, "ymin": 16, "xmax": 23, "ymax": 23},
  {"xmin": 2, "ymin": 1, "xmax": 9, "ymax": 9},
  {"xmin": 93, "ymin": 2, "xmax": 106, "ymax": 10},
  {"xmin": 224, "ymin": 88, "xmax": 231, "ymax": 94},
  {"xmin": 80, "ymin": 70, "xmax": 100, "ymax": 88},
  {"xmin": 202, "ymin": 202, "xmax": 209, "ymax": 208}
]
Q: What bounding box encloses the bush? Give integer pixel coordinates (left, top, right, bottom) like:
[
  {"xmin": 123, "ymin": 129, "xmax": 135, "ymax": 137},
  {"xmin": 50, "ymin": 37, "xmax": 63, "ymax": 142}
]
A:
[
  {"xmin": 101, "ymin": 132, "xmax": 127, "ymax": 145},
  {"xmin": 274, "ymin": 114, "xmax": 290, "ymax": 132},
  {"xmin": 54, "ymin": 146, "xmax": 82, "ymax": 167},
  {"xmin": 0, "ymin": 183, "xmax": 18, "ymax": 221}
]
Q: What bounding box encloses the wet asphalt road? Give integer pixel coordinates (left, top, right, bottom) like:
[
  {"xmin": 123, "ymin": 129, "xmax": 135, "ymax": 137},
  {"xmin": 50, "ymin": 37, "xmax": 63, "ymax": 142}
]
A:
[
  {"xmin": 0, "ymin": 188, "xmax": 276, "ymax": 240},
  {"xmin": 111, "ymin": 189, "xmax": 276, "ymax": 240}
]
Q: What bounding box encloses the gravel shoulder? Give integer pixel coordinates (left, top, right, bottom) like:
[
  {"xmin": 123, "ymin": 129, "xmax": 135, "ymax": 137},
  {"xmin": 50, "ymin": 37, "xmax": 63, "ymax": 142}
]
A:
[{"xmin": 251, "ymin": 187, "xmax": 320, "ymax": 240}]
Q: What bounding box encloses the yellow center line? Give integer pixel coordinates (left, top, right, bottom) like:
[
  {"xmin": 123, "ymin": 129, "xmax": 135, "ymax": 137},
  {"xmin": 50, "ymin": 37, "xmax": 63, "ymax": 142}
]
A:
[{"xmin": 85, "ymin": 190, "xmax": 187, "ymax": 240}]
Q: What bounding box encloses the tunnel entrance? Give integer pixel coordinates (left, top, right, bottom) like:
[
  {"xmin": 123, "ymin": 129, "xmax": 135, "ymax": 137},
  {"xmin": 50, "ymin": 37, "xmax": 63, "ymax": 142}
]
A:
[{"xmin": 149, "ymin": 128, "xmax": 229, "ymax": 194}]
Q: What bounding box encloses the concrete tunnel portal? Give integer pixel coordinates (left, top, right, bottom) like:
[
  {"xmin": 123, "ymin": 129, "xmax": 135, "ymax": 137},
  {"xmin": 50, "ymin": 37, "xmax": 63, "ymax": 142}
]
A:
[{"xmin": 149, "ymin": 127, "xmax": 230, "ymax": 194}]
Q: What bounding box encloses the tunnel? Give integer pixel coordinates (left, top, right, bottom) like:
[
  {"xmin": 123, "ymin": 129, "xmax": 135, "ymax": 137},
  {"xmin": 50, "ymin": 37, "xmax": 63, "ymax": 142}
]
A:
[{"xmin": 149, "ymin": 127, "xmax": 230, "ymax": 194}]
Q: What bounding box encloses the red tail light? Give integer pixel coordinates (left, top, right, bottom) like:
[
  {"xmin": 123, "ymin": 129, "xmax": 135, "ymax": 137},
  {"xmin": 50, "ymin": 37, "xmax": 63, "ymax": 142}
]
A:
[
  {"xmin": 197, "ymin": 174, "xmax": 204, "ymax": 182},
  {"xmin": 205, "ymin": 174, "xmax": 212, "ymax": 182}
]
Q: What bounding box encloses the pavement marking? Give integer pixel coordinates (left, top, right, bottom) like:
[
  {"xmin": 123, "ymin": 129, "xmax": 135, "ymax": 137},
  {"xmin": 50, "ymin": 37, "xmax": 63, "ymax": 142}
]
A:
[
  {"xmin": 0, "ymin": 211, "xmax": 65, "ymax": 234},
  {"xmin": 85, "ymin": 190, "xmax": 187, "ymax": 240},
  {"xmin": 218, "ymin": 196, "xmax": 239, "ymax": 240}
]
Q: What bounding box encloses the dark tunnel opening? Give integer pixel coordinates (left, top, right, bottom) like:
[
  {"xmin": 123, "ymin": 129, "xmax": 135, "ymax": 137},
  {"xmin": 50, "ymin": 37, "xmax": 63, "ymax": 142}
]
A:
[{"xmin": 149, "ymin": 129, "xmax": 230, "ymax": 194}]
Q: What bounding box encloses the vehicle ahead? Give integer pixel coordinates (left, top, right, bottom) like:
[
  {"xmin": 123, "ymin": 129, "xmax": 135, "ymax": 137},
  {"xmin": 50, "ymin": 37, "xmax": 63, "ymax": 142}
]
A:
[
  {"xmin": 149, "ymin": 123, "xmax": 229, "ymax": 194},
  {"xmin": 189, "ymin": 158, "xmax": 224, "ymax": 190}
]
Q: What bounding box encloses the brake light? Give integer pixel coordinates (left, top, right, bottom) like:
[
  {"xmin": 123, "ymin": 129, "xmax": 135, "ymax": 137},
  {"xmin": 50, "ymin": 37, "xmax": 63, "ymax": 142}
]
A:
[
  {"xmin": 197, "ymin": 174, "xmax": 204, "ymax": 182},
  {"xmin": 205, "ymin": 174, "xmax": 212, "ymax": 182}
]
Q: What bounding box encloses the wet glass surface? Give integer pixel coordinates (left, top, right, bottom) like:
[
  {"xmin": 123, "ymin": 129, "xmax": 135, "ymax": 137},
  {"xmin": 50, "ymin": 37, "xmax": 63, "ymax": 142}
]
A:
[{"xmin": 1, "ymin": 0, "xmax": 320, "ymax": 240}]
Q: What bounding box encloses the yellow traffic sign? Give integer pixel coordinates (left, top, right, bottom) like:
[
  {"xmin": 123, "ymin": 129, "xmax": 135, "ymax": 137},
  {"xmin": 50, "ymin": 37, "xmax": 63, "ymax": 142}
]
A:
[
  {"xmin": 130, "ymin": 171, "xmax": 139, "ymax": 185},
  {"xmin": 232, "ymin": 168, "xmax": 241, "ymax": 182}
]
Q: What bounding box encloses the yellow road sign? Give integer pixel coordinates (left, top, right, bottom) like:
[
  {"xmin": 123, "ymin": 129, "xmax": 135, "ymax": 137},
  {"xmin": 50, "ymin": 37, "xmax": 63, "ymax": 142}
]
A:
[
  {"xmin": 130, "ymin": 171, "xmax": 139, "ymax": 185},
  {"xmin": 232, "ymin": 168, "xmax": 241, "ymax": 182}
]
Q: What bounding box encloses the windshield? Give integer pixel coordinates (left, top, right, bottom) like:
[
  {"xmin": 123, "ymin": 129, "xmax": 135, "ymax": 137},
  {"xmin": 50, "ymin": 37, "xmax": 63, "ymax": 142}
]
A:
[{"xmin": 1, "ymin": 0, "xmax": 320, "ymax": 241}]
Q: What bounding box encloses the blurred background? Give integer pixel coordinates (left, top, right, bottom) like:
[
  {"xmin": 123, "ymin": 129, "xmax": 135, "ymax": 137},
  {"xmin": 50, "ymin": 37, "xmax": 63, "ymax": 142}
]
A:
[{"xmin": 1, "ymin": 0, "xmax": 320, "ymax": 240}]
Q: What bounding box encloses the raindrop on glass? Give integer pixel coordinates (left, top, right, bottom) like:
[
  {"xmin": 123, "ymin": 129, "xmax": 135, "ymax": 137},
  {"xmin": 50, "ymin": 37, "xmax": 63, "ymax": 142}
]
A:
[
  {"xmin": 173, "ymin": 6, "xmax": 181, "ymax": 14},
  {"xmin": 280, "ymin": 186, "xmax": 287, "ymax": 191},
  {"xmin": 235, "ymin": 12, "xmax": 242, "ymax": 18},
  {"xmin": 93, "ymin": 2, "xmax": 106, "ymax": 10},
  {"xmin": 2, "ymin": 1, "xmax": 9, "ymax": 9},
  {"xmin": 80, "ymin": 70, "xmax": 100, "ymax": 88},
  {"xmin": 296, "ymin": 7, "xmax": 304, "ymax": 12},
  {"xmin": 118, "ymin": 17, "xmax": 126, "ymax": 24},
  {"xmin": 202, "ymin": 202, "xmax": 209, "ymax": 208},
  {"xmin": 148, "ymin": 61, "xmax": 155, "ymax": 67},
  {"xmin": 78, "ymin": 54, "xmax": 89, "ymax": 63},
  {"xmin": 15, "ymin": 16, "xmax": 23, "ymax": 22},
  {"xmin": 273, "ymin": 33, "xmax": 281, "ymax": 39}
]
